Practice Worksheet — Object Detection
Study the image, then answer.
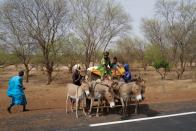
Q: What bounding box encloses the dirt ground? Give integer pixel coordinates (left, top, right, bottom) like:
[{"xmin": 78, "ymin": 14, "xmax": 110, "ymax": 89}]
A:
[{"xmin": 0, "ymin": 66, "xmax": 196, "ymax": 130}]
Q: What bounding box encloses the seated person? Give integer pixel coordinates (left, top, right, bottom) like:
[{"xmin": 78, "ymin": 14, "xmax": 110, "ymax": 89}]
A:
[
  {"xmin": 98, "ymin": 51, "xmax": 112, "ymax": 80},
  {"xmin": 111, "ymin": 57, "xmax": 119, "ymax": 69},
  {"xmin": 111, "ymin": 57, "xmax": 120, "ymax": 78},
  {"xmin": 122, "ymin": 64, "xmax": 132, "ymax": 83}
]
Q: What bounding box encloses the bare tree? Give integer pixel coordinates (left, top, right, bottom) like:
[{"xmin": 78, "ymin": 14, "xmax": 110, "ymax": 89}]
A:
[
  {"xmin": 69, "ymin": 0, "xmax": 131, "ymax": 68},
  {"xmin": 187, "ymin": 29, "xmax": 196, "ymax": 69},
  {"xmin": 7, "ymin": 0, "xmax": 70, "ymax": 84},
  {"xmin": 158, "ymin": 0, "xmax": 196, "ymax": 79},
  {"xmin": 141, "ymin": 18, "xmax": 169, "ymax": 59},
  {"xmin": 146, "ymin": 0, "xmax": 196, "ymax": 79},
  {"xmin": 115, "ymin": 37, "xmax": 148, "ymax": 70},
  {"xmin": 133, "ymin": 38, "xmax": 148, "ymax": 70},
  {"xmin": 1, "ymin": 1, "xmax": 35, "ymax": 82},
  {"xmin": 115, "ymin": 37, "xmax": 136, "ymax": 64},
  {"xmin": 0, "ymin": 45, "xmax": 7, "ymax": 66},
  {"xmin": 60, "ymin": 33, "xmax": 85, "ymax": 72}
]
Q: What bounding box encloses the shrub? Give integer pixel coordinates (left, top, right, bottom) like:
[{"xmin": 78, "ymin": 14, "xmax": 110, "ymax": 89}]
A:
[
  {"xmin": 153, "ymin": 59, "xmax": 170, "ymax": 79},
  {"xmin": 144, "ymin": 44, "xmax": 170, "ymax": 79}
]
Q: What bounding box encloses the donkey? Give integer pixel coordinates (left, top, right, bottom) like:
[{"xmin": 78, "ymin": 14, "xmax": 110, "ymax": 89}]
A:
[
  {"xmin": 88, "ymin": 80, "xmax": 115, "ymax": 117},
  {"xmin": 112, "ymin": 81, "xmax": 143, "ymax": 117},
  {"xmin": 132, "ymin": 77, "xmax": 146, "ymax": 114},
  {"xmin": 65, "ymin": 80, "xmax": 90, "ymax": 118}
]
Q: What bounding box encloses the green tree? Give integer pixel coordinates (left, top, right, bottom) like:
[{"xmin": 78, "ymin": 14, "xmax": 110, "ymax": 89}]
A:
[{"xmin": 145, "ymin": 44, "xmax": 170, "ymax": 79}]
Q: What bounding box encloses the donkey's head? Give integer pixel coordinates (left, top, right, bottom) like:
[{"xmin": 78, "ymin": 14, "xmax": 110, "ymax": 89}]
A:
[
  {"xmin": 80, "ymin": 78, "xmax": 90, "ymax": 96},
  {"xmin": 131, "ymin": 83, "xmax": 142, "ymax": 101},
  {"xmin": 136, "ymin": 77, "xmax": 146, "ymax": 100},
  {"xmin": 104, "ymin": 86, "xmax": 115, "ymax": 108}
]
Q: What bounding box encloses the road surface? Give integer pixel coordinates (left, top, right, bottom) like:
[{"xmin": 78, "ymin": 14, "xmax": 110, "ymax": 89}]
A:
[{"xmin": 0, "ymin": 101, "xmax": 196, "ymax": 131}]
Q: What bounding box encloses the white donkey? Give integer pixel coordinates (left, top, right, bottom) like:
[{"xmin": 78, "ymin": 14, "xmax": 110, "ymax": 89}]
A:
[{"xmin": 66, "ymin": 80, "xmax": 90, "ymax": 118}]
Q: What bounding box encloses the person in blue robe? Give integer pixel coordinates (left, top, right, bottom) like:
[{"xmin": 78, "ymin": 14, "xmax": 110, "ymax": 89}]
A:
[
  {"xmin": 122, "ymin": 64, "xmax": 132, "ymax": 83},
  {"xmin": 7, "ymin": 71, "xmax": 28, "ymax": 113}
]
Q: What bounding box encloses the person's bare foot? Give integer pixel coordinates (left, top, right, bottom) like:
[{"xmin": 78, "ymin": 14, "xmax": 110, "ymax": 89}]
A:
[
  {"xmin": 7, "ymin": 107, "xmax": 11, "ymax": 113},
  {"xmin": 23, "ymin": 109, "xmax": 29, "ymax": 112}
]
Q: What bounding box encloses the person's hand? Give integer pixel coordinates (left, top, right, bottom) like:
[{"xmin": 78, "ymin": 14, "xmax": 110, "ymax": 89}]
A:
[{"xmin": 106, "ymin": 66, "xmax": 110, "ymax": 70}]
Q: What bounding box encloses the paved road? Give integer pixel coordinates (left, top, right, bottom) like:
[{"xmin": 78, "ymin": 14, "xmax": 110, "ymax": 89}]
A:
[
  {"xmin": 62, "ymin": 113, "xmax": 196, "ymax": 131},
  {"xmin": 1, "ymin": 101, "xmax": 196, "ymax": 131}
]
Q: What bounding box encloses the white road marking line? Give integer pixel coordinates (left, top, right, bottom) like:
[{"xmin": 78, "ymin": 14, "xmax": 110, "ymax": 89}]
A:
[{"xmin": 89, "ymin": 111, "xmax": 196, "ymax": 127}]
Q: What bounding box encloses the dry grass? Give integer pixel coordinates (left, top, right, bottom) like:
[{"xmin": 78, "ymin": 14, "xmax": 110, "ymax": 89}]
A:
[
  {"xmin": 0, "ymin": 65, "xmax": 196, "ymax": 130},
  {"xmin": 192, "ymin": 68, "xmax": 196, "ymax": 82},
  {"xmin": 0, "ymin": 65, "xmax": 196, "ymax": 117}
]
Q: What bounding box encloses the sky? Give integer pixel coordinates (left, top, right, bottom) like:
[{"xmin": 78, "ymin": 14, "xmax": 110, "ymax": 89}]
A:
[
  {"xmin": 116, "ymin": 0, "xmax": 157, "ymax": 38},
  {"xmin": 0, "ymin": 0, "xmax": 157, "ymax": 39}
]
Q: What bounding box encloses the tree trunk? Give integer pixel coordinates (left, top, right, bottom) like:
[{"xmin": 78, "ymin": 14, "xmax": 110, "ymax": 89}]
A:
[
  {"xmin": 85, "ymin": 60, "xmax": 90, "ymax": 70},
  {"xmin": 26, "ymin": 69, "xmax": 29, "ymax": 83},
  {"xmin": 142, "ymin": 63, "xmax": 147, "ymax": 71},
  {"xmin": 92, "ymin": 53, "xmax": 96, "ymax": 66},
  {"xmin": 69, "ymin": 64, "xmax": 73, "ymax": 73},
  {"xmin": 45, "ymin": 62, "xmax": 53, "ymax": 85},
  {"xmin": 161, "ymin": 74, "xmax": 165, "ymax": 80},
  {"xmin": 24, "ymin": 63, "xmax": 30, "ymax": 83},
  {"xmin": 85, "ymin": 51, "xmax": 91, "ymax": 69},
  {"xmin": 176, "ymin": 45, "xmax": 186, "ymax": 79},
  {"xmin": 190, "ymin": 58, "xmax": 194, "ymax": 70},
  {"xmin": 47, "ymin": 70, "xmax": 52, "ymax": 85},
  {"xmin": 178, "ymin": 66, "xmax": 182, "ymax": 80},
  {"xmin": 177, "ymin": 67, "xmax": 185, "ymax": 80},
  {"xmin": 156, "ymin": 69, "xmax": 166, "ymax": 80},
  {"xmin": 25, "ymin": 67, "xmax": 30, "ymax": 83}
]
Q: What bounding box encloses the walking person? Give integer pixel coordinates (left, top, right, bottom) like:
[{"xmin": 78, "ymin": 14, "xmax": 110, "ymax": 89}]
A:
[{"xmin": 7, "ymin": 71, "xmax": 29, "ymax": 113}]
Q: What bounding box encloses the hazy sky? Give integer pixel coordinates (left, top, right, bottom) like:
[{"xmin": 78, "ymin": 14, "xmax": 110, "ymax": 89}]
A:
[
  {"xmin": 0, "ymin": 0, "xmax": 157, "ymax": 38},
  {"xmin": 116, "ymin": 0, "xmax": 157, "ymax": 38}
]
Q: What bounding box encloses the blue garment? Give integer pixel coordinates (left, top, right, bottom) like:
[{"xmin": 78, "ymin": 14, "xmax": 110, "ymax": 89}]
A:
[
  {"xmin": 123, "ymin": 64, "xmax": 132, "ymax": 82},
  {"xmin": 10, "ymin": 95, "xmax": 27, "ymax": 105},
  {"xmin": 7, "ymin": 76, "xmax": 27, "ymax": 105}
]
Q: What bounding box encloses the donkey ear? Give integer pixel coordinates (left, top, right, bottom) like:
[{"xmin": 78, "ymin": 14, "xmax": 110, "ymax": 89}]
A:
[
  {"xmin": 84, "ymin": 75, "xmax": 89, "ymax": 81},
  {"xmin": 138, "ymin": 75, "xmax": 141, "ymax": 80},
  {"xmin": 111, "ymin": 80, "xmax": 118, "ymax": 88},
  {"xmin": 81, "ymin": 76, "xmax": 84, "ymax": 80},
  {"xmin": 81, "ymin": 76, "xmax": 86, "ymax": 82},
  {"xmin": 109, "ymin": 87, "xmax": 112, "ymax": 92}
]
